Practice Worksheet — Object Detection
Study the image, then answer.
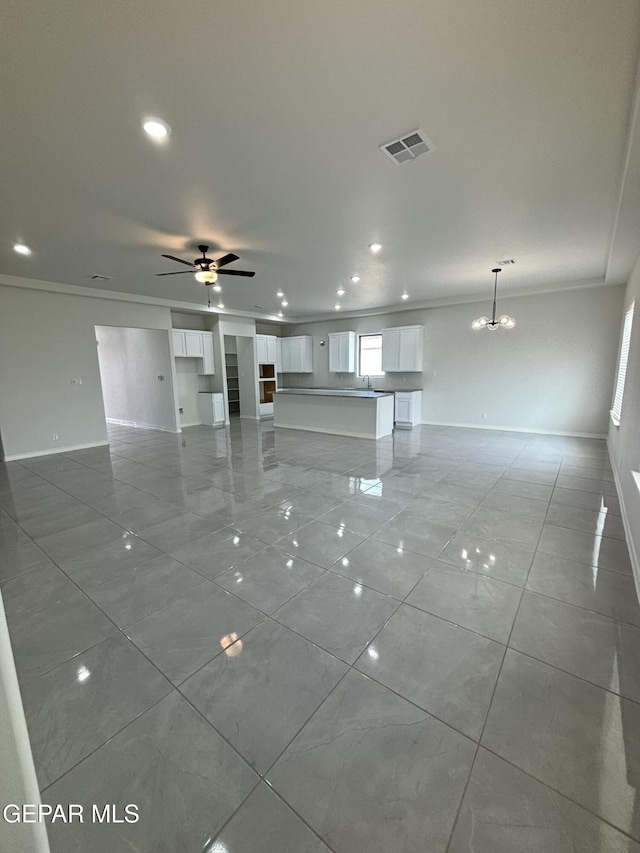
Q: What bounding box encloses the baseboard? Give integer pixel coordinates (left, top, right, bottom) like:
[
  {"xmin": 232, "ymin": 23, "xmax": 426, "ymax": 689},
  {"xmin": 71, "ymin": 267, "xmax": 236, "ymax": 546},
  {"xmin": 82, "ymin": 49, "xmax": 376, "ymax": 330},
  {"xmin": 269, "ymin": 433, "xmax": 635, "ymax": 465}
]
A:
[
  {"xmin": 3, "ymin": 441, "xmax": 109, "ymax": 462},
  {"xmin": 420, "ymin": 420, "xmax": 607, "ymax": 439},
  {"xmin": 178, "ymin": 420, "xmax": 201, "ymax": 428},
  {"xmin": 239, "ymin": 415, "xmax": 261, "ymax": 421},
  {"xmin": 274, "ymin": 423, "xmax": 389, "ymax": 440},
  {"xmin": 607, "ymin": 439, "xmax": 640, "ymax": 603},
  {"xmin": 106, "ymin": 417, "xmax": 179, "ymax": 434}
]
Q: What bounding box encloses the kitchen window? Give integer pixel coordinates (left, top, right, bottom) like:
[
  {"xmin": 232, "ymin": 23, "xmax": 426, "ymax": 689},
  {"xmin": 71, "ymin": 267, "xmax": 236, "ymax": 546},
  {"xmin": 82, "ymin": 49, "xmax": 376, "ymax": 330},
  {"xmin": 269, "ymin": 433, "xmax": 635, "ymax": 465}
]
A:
[{"xmin": 359, "ymin": 334, "xmax": 385, "ymax": 377}]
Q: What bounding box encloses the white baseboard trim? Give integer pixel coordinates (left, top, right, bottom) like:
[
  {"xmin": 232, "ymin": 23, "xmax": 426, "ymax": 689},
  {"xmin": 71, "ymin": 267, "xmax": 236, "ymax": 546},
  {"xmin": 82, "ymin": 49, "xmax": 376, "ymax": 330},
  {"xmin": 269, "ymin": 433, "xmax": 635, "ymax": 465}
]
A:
[
  {"xmin": 3, "ymin": 441, "xmax": 109, "ymax": 462},
  {"xmin": 607, "ymin": 439, "xmax": 640, "ymax": 603},
  {"xmin": 274, "ymin": 423, "xmax": 389, "ymax": 440},
  {"xmin": 178, "ymin": 420, "xmax": 201, "ymax": 428},
  {"xmin": 420, "ymin": 420, "xmax": 607, "ymax": 439},
  {"xmin": 239, "ymin": 415, "xmax": 261, "ymax": 421},
  {"xmin": 106, "ymin": 417, "xmax": 179, "ymax": 434}
]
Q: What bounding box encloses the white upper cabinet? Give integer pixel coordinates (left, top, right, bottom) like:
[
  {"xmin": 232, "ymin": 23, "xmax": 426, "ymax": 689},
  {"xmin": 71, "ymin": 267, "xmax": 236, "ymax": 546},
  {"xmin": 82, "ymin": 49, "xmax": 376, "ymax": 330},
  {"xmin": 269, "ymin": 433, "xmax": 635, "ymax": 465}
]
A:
[
  {"xmin": 200, "ymin": 332, "xmax": 215, "ymax": 375},
  {"xmin": 256, "ymin": 335, "xmax": 268, "ymax": 364},
  {"xmin": 266, "ymin": 335, "xmax": 278, "ymax": 365},
  {"xmin": 381, "ymin": 325, "xmax": 424, "ymax": 372},
  {"xmin": 172, "ymin": 329, "xmax": 214, "ymax": 374},
  {"xmin": 172, "ymin": 330, "xmax": 186, "ymax": 357},
  {"xmin": 256, "ymin": 334, "xmax": 278, "ymax": 364},
  {"xmin": 328, "ymin": 331, "xmax": 356, "ymax": 373},
  {"xmin": 279, "ymin": 336, "xmax": 313, "ymax": 373},
  {"xmin": 185, "ymin": 331, "xmax": 204, "ymax": 358}
]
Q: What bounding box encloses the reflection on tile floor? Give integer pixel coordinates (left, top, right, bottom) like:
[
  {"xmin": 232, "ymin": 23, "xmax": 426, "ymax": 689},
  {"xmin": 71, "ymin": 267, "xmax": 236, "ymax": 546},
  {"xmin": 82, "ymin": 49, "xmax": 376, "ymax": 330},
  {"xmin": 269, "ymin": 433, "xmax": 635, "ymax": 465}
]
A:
[{"xmin": 1, "ymin": 421, "xmax": 639, "ymax": 852}]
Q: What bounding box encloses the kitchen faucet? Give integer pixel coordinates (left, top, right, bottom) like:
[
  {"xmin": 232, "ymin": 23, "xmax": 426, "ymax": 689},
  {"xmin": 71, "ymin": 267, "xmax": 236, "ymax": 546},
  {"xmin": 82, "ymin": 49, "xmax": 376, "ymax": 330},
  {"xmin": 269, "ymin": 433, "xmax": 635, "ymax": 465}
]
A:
[{"xmin": 363, "ymin": 375, "xmax": 372, "ymax": 389}]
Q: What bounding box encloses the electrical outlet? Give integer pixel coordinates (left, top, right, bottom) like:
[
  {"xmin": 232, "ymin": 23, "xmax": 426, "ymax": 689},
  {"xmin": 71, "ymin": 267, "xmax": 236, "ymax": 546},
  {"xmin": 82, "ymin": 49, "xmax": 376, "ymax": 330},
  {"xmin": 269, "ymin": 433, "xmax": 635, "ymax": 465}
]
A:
[
  {"xmin": 179, "ymin": 407, "xmax": 184, "ymax": 414},
  {"xmin": 52, "ymin": 434, "xmax": 59, "ymax": 441},
  {"xmin": 157, "ymin": 375, "xmax": 165, "ymax": 381}
]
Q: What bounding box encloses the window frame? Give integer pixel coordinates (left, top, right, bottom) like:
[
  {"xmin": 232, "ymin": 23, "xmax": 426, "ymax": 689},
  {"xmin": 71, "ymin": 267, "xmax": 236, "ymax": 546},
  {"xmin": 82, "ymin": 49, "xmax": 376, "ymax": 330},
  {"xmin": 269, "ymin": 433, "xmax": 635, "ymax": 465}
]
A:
[{"xmin": 358, "ymin": 333, "xmax": 385, "ymax": 378}]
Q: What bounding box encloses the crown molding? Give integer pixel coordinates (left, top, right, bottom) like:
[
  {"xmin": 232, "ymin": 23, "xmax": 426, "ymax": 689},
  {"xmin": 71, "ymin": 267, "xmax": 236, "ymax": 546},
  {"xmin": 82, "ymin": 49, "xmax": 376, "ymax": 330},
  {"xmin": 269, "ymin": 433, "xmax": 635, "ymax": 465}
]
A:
[
  {"xmin": 0, "ymin": 273, "xmax": 293, "ymax": 325},
  {"xmin": 290, "ymin": 276, "xmax": 611, "ymax": 324}
]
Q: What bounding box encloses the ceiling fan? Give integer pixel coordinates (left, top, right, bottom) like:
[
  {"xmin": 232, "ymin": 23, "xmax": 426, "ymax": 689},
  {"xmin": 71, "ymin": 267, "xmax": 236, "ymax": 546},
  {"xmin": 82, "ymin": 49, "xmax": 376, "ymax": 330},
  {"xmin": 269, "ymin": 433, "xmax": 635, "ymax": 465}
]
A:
[{"xmin": 156, "ymin": 245, "xmax": 255, "ymax": 285}]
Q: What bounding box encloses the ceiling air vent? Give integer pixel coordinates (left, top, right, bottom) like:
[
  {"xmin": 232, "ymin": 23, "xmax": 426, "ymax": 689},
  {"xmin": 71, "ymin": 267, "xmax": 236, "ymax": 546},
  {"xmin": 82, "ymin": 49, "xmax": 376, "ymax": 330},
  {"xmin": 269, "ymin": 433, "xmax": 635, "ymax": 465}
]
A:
[
  {"xmin": 88, "ymin": 274, "xmax": 113, "ymax": 282},
  {"xmin": 497, "ymin": 259, "xmax": 516, "ymax": 266},
  {"xmin": 380, "ymin": 129, "xmax": 435, "ymax": 165}
]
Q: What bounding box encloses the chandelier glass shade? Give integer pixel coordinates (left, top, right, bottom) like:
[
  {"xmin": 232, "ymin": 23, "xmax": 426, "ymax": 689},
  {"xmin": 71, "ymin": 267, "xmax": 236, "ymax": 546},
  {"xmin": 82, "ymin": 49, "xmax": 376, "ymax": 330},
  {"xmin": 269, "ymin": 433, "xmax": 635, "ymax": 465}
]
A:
[
  {"xmin": 195, "ymin": 269, "xmax": 218, "ymax": 284},
  {"xmin": 472, "ymin": 268, "xmax": 515, "ymax": 331}
]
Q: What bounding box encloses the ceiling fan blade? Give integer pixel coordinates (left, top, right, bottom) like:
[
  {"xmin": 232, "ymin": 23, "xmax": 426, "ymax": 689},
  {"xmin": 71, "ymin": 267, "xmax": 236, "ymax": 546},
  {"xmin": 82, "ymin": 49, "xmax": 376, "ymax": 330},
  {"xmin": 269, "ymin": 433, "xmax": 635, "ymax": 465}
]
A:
[
  {"xmin": 155, "ymin": 270, "xmax": 196, "ymax": 276},
  {"xmin": 161, "ymin": 254, "xmax": 194, "ymax": 267},
  {"xmin": 214, "ymin": 252, "xmax": 240, "ymax": 269},
  {"xmin": 217, "ymin": 269, "xmax": 255, "ymax": 277}
]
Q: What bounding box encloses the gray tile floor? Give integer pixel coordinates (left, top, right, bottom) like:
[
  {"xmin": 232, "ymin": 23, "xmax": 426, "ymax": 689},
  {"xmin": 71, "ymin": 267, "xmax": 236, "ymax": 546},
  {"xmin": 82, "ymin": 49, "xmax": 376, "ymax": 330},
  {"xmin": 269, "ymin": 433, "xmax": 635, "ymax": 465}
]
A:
[{"xmin": 1, "ymin": 421, "xmax": 639, "ymax": 852}]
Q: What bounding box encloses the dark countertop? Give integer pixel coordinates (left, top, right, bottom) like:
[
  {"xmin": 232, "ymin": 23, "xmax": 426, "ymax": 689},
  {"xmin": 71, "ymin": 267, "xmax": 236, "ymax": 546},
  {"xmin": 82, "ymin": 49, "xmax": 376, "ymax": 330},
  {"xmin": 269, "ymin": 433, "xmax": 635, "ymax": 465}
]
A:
[{"xmin": 275, "ymin": 388, "xmax": 394, "ymax": 399}]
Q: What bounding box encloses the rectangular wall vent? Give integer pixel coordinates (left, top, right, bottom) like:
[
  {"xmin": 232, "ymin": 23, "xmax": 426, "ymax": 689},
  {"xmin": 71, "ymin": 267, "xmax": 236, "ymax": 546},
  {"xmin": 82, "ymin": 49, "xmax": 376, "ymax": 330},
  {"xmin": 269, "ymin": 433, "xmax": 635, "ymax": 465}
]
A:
[
  {"xmin": 88, "ymin": 274, "xmax": 113, "ymax": 282},
  {"xmin": 380, "ymin": 128, "xmax": 435, "ymax": 165}
]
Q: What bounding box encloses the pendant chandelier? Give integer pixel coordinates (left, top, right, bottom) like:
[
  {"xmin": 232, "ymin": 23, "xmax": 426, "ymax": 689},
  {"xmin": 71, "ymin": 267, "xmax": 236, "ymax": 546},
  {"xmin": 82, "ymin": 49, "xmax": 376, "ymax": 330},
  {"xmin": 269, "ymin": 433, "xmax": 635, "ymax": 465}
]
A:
[{"xmin": 472, "ymin": 267, "xmax": 515, "ymax": 331}]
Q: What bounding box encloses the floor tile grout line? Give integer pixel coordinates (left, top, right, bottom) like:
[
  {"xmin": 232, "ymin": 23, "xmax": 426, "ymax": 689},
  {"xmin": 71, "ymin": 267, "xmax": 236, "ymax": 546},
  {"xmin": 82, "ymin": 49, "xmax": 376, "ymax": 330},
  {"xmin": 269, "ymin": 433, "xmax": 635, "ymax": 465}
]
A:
[
  {"xmin": 39, "ymin": 687, "xmax": 173, "ymax": 796},
  {"xmin": 475, "ymin": 740, "xmax": 640, "ymax": 847},
  {"xmin": 443, "ymin": 466, "xmax": 559, "ymax": 852}
]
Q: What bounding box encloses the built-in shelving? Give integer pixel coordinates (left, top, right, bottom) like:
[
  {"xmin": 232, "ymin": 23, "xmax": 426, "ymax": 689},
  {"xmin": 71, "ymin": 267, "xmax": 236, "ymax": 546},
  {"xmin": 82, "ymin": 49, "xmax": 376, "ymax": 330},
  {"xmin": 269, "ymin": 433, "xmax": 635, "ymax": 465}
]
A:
[{"xmin": 225, "ymin": 352, "xmax": 240, "ymax": 415}]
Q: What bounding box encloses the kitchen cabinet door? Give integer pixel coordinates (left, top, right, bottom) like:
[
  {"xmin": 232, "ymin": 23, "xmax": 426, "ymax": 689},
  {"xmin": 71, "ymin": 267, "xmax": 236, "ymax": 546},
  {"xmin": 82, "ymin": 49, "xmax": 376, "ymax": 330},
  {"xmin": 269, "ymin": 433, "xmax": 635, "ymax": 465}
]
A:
[
  {"xmin": 201, "ymin": 333, "xmax": 215, "ymax": 374},
  {"xmin": 172, "ymin": 330, "xmax": 186, "ymax": 357},
  {"xmin": 381, "ymin": 328, "xmax": 400, "ymax": 371},
  {"xmin": 185, "ymin": 332, "xmax": 204, "ymax": 358},
  {"xmin": 266, "ymin": 336, "xmax": 278, "ymax": 364},
  {"xmin": 256, "ymin": 335, "xmax": 268, "ymax": 364}
]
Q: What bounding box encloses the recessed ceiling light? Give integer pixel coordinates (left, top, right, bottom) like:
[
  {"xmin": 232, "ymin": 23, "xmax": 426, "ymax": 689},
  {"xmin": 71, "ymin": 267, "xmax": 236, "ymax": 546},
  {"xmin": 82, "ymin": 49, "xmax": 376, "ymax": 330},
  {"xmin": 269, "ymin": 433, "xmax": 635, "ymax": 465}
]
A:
[
  {"xmin": 369, "ymin": 243, "xmax": 382, "ymax": 253},
  {"xmin": 281, "ymin": 300, "xmax": 288, "ymax": 307},
  {"xmin": 278, "ymin": 311, "xmax": 283, "ymax": 318},
  {"xmin": 337, "ymin": 289, "xmax": 345, "ymax": 296},
  {"xmin": 141, "ymin": 117, "xmax": 171, "ymax": 140},
  {"xmin": 350, "ymin": 275, "xmax": 360, "ymax": 283},
  {"xmin": 13, "ymin": 243, "xmax": 31, "ymax": 255},
  {"xmin": 401, "ymin": 293, "xmax": 409, "ymax": 300},
  {"xmin": 218, "ymin": 302, "xmax": 224, "ymax": 309},
  {"xmin": 334, "ymin": 304, "xmax": 341, "ymax": 310},
  {"xmin": 212, "ymin": 284, "xmax": 222, "ymax": 292},
  {"xmin": 276, "ymin": 290, "xmax": 284, "ymax": 298}
]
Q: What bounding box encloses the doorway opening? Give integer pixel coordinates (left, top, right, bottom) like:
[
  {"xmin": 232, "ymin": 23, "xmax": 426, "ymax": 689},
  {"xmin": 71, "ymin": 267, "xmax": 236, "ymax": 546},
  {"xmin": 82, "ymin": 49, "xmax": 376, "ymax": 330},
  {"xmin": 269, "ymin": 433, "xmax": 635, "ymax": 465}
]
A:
[{"xmin": 95, "ymin": 325, "xmax": 178, "ymax": 434}]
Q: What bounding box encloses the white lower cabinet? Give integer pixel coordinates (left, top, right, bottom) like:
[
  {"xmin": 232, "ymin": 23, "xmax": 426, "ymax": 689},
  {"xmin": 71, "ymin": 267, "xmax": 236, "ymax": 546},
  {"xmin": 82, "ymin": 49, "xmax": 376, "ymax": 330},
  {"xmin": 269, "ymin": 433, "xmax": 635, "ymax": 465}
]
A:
[
  {"xmin": 198, "ymin": 393, "xmax": 225, "ymax": 426},
  {"xmin": 394, "ymin": 390, "xmax": 422, "ymax": 428}
]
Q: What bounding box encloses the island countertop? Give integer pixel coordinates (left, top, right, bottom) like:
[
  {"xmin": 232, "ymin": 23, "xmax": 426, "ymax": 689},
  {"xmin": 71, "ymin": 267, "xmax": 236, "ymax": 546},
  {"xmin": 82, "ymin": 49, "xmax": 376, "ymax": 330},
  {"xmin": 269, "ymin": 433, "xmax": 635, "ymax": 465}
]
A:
[{"xmin": 275, "ymin": 388, "xmax": 394, "ymax": 399}]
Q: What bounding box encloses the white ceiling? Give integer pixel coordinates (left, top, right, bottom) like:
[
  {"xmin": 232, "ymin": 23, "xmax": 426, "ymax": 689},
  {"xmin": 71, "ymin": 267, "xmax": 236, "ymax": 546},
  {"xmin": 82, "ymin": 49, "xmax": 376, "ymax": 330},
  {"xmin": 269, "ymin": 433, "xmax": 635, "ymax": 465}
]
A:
[{"xmin": 2, "ymin": 0, "xmax": 640, "ymax": 320}]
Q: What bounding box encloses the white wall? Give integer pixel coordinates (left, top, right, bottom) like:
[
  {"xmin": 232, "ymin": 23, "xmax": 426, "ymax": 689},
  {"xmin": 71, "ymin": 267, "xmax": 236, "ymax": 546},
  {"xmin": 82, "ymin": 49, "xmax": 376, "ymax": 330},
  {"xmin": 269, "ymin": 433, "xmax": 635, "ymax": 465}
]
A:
[
  {"xmin": 0, "ymin": 285, "xmax": 177, "ymax": 459},
  {"xmin": 96, "ymin": 326, "xmax": 177, "ymax": 432},
  {"xmin": 0, "ymin": 593, "xmax": 50, "ymax": 853},
  {"xmin": 608, "ymin": 255, "xmax": 640, "ymax": 584},
  {"xmin": 284, "ymin": 284, "xmax": 624, "ymax": 436}
]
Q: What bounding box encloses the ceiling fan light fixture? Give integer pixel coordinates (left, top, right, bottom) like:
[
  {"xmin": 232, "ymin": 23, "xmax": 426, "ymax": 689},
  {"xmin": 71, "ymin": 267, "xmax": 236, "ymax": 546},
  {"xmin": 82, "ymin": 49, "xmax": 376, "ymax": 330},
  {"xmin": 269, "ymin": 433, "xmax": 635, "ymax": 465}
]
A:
[{"xmin": 195, "ymin": 269, "xmax": 218, "ymax": 284}]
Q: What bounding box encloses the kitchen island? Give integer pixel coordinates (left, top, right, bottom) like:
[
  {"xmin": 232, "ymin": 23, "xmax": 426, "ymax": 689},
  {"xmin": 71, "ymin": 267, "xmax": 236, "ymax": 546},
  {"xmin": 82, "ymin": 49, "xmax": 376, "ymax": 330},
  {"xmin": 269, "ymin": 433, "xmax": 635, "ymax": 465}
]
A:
[{"xmin": 274, "ymin": 388, "xmax": 395, "ymax": 439}]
